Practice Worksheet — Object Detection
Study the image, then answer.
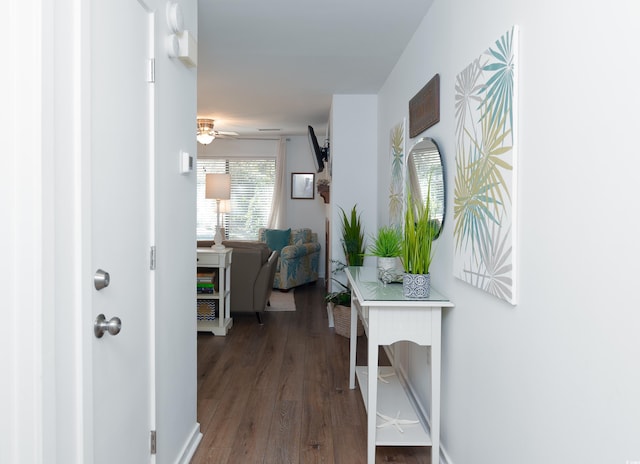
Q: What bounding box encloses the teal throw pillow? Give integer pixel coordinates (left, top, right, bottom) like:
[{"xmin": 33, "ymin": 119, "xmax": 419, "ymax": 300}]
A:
[{"xmin": 264, "ymin": 228, "xmax": 291, "ymax": 254}]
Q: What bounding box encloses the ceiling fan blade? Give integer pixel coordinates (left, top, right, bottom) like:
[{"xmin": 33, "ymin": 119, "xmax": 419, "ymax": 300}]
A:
[{"xmin": 216, "ymin": 130, "xmax": 239, "ymax": 136}]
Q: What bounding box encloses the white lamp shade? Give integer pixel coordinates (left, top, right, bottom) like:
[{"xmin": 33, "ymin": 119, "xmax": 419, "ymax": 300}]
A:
[{"xmin": 205, "ymin": 173, "xmax": 231, "ymax": 200}]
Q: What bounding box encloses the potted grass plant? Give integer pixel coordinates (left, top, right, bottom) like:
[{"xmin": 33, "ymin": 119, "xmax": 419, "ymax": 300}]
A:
[
  {"xmin": 327, "ymin": 206, "xmax": 365, "ymax": 338},
  {"xmin": 401, "ymin": 191, "xmax": 437, "ymax": 298},
  {"xmin": 339, "ymin": 205, "xmax": 365, "ymax": 266},
  {"xmin": 367, "ymin": 225, "xmax": 403, "ymax": 284}
]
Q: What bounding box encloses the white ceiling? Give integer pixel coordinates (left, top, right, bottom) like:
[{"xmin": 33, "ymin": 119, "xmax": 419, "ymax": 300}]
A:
[{"xmin": 197, "ymin": 0, "xmax": 434, "ymax": 138}]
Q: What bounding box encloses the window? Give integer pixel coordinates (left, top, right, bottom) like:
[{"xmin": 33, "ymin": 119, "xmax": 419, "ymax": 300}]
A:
[{"xmin": 197, "ymin": 158, "xmax": 276, "ymax": 240}]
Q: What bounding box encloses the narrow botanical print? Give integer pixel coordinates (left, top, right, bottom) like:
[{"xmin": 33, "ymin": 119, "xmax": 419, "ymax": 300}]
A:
[
  {"xmin": 389, "ymin": 119, "xmax": 405, "ymax": 227},
  {"xmin": 453, "ymin": 26, "xmax": 518, "ymax": 304}
]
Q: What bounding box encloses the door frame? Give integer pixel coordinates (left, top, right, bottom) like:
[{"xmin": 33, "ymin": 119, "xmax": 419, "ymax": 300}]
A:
[{"xmin": 52, "ymin": 0, "xmax": 101, "ymax": 461}]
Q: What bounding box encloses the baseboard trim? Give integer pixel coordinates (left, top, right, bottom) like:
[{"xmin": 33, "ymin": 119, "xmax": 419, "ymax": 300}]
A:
[
  {"xmin": 177, "ymin": 422, "xmax": 203, "ymax": 464},
  {"xmin": 440, "ymin": 445, "xmax": 454, "ymax": 464},
  {"xmin": 326, "ymin": 303, "xmax": 335, "ymax": 327}
]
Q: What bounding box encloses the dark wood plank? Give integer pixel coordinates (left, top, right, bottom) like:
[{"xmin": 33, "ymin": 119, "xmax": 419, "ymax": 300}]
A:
[
  {"xmin": 200, "ymin": 366, "xmax": 254, "ymax": 446},
  {"xmin": 226, "ymin": 387, "xmax": 278, "ymax": 464},
  {"xmin": 263, "ymin": 399, "xmax": 301, "ymax": 464},
  {"xmin": 190, "ymin": 445, "xmax": 232, "ymax": 464},
  {"xmin": 300, "ymin": 378, "xmax": 335, "ymax": 464},
  {"xmin": 332, "ymin": 425, "xmax": 367, "ymax": 464},
  {"xmin": 276, "ymin": 331, "xmax": 305, "ymax": 402},
  {"xmin": 252, "ymin": 313, "xmax": 289, "ymax": 391},
  {"xmin": 298, "ymin": 305, "xmax": 336, "ymax": 463},
  {"xmin": 196, "ymin": 398, "xmax": 219, "ymax": 435}
]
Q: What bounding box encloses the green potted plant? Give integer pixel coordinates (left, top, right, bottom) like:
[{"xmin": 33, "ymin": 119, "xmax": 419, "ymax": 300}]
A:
[
  {"xmin": 339, "ymin": 205, "xmax": 365, "ymax": 266},
  {"xmin": 326, "ymin": 206, "xmax": 365, "ymax": 337},
  {"xmin": 401, "ymin": 191, "xmax": 437, "ymax": 298},
  {"xmin": 324, "ymin": 278, "xmax": 351, "ymax": 306},
  {"xmin": 367, "ymin": 225, "xmax": 403, "ymax": 284}
]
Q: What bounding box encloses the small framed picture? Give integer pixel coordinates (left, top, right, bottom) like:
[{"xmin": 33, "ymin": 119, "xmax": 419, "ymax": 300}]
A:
[{"xmin": 291, "ymin": 172, "xmax": 315, "ymax": 199}]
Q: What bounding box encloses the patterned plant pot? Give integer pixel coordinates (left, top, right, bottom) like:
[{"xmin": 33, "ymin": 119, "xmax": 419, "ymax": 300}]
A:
[{"xmin": 402, "ymin": 273, "xmax": 431, "ymax": 299}]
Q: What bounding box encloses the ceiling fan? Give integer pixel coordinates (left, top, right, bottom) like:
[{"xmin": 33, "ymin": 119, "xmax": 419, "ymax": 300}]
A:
[{"xmin": 196, "ymin": 118, "xmax": 239, "ymax": 145}]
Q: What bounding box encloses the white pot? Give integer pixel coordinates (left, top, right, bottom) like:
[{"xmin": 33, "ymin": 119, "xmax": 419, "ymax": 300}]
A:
[{"xmin": 377, "ymin": 257, "xmax": 402, "ymax": 284}]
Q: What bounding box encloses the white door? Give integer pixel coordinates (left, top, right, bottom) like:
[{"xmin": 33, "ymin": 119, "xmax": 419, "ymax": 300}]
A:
[{"xmin": 91, "ymin": 0, "xmax": 154, "ymax": 462}]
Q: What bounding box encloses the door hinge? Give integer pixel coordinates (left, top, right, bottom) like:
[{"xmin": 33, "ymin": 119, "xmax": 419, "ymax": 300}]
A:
[
  {"xmin": 150, "ymin": 246, "xmax": 156, "ymax": 270},
  {"xmin": 150, "ymin": 430, "xmax": 157, "ymax": 454},
  {"xmin": 147, "ymin": 58, "xmax": 155, "ymax": 83}
]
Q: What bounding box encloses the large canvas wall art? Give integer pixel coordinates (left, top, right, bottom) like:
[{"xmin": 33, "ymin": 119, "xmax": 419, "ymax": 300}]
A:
[
  {"xmin": 453, "ymin": 26, "xmax": 518, "ymax": 304},
  {"xmin": 389, "ymin": 119, "xmax": 405, "ymax": 227}
]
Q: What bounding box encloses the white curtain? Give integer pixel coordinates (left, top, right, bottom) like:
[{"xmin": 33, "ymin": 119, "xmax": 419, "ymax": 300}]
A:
[{"xmin": 267, "ymin": 137, "xmax": 287, "ymax": 228}]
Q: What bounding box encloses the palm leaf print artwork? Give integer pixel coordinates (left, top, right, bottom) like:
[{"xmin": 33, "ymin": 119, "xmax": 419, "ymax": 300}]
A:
[
  {"xmin": 453, "ymin": 26, "xmax": 518, "ymax": 304},
  {"xmin": 389, "ymin": 120, "xmax": 405, "ymax": 227}
]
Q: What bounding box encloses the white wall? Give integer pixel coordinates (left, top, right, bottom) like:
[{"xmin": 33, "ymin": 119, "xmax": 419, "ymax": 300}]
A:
[
  {"xmin": 285, "ymin": 136, "xmax": 328, "ymax": 277},
  {"xmin": 378, "ymin": 0, "xmax": 640, "ymax": 463},
  {"xmin": 153, "ymin": 0, "xmax": 199, "ymax": 462},
  {"xmin": 330, "ymin": 95, "xmax": 378, "ymax": 285}
]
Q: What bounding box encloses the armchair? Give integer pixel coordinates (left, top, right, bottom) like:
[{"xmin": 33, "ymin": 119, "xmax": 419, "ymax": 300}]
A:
[{"xmin": 258, "ymin": 228, "xmax": 320, "ymax": 290}]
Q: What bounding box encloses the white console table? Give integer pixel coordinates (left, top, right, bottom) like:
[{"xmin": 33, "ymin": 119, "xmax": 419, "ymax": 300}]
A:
[
  {"xmin": 197, "ymin": 248, "xmax": 233, "ymax": 336},
  {"xmin": 345, "ymin": 266, "xmax": 453, "ymax": 464}
]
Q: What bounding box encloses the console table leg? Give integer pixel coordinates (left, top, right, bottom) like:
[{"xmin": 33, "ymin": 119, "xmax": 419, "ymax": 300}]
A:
[
  {"xmin": 431, "ymin": 311, "xmax": 442, "ymax": 463},
  {"xmin": 367, "ymin": 312, "xmax": 379, "ymax": 464},
  {"xmin": 349, "ymin": 301, "xmax": 357, "ymax": 389}
]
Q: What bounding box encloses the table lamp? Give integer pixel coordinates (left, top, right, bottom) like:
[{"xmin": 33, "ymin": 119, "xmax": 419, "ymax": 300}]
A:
[
  {"xmin": 205, "ymin": 173, "xmax": 231, "ymax": 251},
  {"xmin": 217, "ymin": 199, "xmax": 231, "ymax": 239}
]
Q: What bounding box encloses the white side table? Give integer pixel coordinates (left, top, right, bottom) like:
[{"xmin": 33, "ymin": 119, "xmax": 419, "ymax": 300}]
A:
[
  {"xmin": 345, "ymin": 266, "xmax": 453, "ymax": 464},
  {"xmin": 196, "ymin": 248, "xmax": 233, "ymax": 336}
]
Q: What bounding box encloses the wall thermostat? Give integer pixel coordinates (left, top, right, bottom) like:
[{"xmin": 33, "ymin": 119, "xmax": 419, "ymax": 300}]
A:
[{"xmin": 180, "ymin": 151, "xmax": 193, "ymax": 174}]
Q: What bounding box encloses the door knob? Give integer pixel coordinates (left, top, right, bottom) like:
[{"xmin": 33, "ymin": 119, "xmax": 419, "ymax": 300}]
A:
[{"xmin": 94, "ymin": 314, "xmax": 122, "ymax": 338}]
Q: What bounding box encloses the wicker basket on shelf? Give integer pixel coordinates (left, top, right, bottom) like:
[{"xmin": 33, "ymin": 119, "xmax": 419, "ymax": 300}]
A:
[{"xmin": 332, "ymin": 304, "xmax": 364, "ymax": 338}]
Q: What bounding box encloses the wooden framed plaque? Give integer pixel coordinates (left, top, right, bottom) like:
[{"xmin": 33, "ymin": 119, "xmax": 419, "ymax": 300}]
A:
[{"xmin": 409, "ymin": 74, "xmax": 440, "ymax": 138}]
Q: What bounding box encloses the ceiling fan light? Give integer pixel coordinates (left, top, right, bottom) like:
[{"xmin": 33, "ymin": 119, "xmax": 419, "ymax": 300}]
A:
[
  {"xmin": 196, "ymin": 132, "xmax": 216, "ymax": 145},
  {"xmin": 197, "ymin": 133, "xmax": 215, "ymax": 145},
  {"xmin": 197, "ymin": 118, "xmax": 216, "ymax": 145}
]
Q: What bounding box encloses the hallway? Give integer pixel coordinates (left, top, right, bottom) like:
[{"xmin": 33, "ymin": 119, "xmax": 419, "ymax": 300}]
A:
[{"xmin": 192, "ymin": 283, "xmax": 431, "ymax": 464}]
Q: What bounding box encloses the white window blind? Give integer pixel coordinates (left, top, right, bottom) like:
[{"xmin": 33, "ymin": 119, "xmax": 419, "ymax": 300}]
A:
[{"xmin": 197, "ymin": 158, "xmax": 276, "ymax": 240}]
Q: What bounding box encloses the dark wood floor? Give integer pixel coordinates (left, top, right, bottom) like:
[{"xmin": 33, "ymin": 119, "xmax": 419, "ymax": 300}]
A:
[{"xmin": 192, "ymin": 282, "xmax": 431, "ymax": 464}]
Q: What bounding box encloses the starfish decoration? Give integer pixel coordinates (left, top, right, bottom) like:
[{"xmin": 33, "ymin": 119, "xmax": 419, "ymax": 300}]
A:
[
  {"xmin": 377, "ymin": 370, "xmax": 396, "ymax": 384},
  {"xmin": 376, "ymin": 411, "xmax": 419, "ymax": 433},
  {"xmin": 360, "ymin": 369, "xmax": 396, "ymax": 383}
]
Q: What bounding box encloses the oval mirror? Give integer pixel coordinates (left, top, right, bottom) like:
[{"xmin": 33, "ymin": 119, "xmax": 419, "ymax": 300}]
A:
[{"xmin": 406, "ymin": 137, "xmax": 445, "ymax": 239}]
